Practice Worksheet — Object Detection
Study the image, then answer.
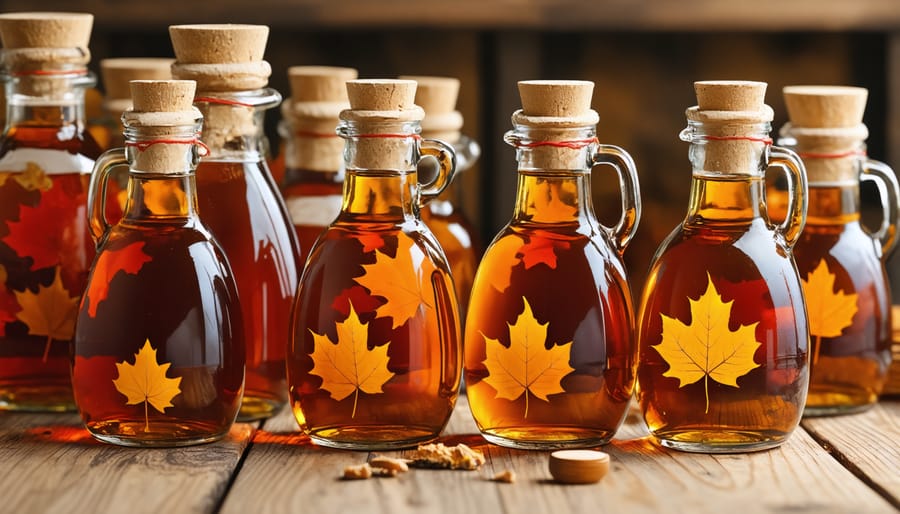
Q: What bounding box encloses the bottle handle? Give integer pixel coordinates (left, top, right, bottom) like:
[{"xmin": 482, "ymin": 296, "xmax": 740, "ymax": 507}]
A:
[
  {"xmin": 417, "ymin": 139, "xmax": 457, "ymax": 207},
  {"xmin": 592, "ymin": 144, "xmax": 642, "ymax": 254},
  {"xmin": 860, "ymin": 158, "xmax": 900, "ymax": 256},
  {"xmin": 88, "ymin": 148, "xmax": 127, "ymax": 244},
  {"xmin": 768, "ymin": 146, "xmax": 808, "ymax": 248}
]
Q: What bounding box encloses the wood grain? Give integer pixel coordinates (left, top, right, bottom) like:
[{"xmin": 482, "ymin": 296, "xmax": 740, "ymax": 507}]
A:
[
  {"xmin": 0, "ymin": 413, "xmax": 254, "ymax": 514},
  {"xmin": 802, "ymin": 402, "xmax": 900, "ymax": 509}
]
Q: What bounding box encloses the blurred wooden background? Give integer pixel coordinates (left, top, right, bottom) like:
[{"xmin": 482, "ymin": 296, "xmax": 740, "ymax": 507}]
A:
[{"xmin": 6, "ymin": 0, "xmax": 900, "ymax": 288}]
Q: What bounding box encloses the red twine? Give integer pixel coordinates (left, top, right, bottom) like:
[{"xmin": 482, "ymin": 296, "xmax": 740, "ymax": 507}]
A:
[
  {"xmin": 126, "ymin": 139, "xmax": 210, "ymax": 156},
  {"xmin": 194, "ymin": 96, "xmax": 255, "ymax": 108},
  {"xmin": 703, "ymin": 135, "xmax": 773, "ymax": 145},
  {"xmin": 10, "ymin": 69, "xmax": 88, "ymax": 77},
  {"xmin": 355, "ymin": 133, "xmax": 423, "ymax": 140},
  {"xmin": 515, "ymin": 138, "xmax": 599, "ymax": 149},
  {"xmin": 797, "ymin": 149, "xmax": 866, "ymax": 159}
]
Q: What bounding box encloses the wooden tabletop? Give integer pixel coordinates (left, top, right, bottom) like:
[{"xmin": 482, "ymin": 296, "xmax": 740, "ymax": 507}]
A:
[{"xmin": 0, "ymin": 396, "xmax": 897, "ymax": 514}]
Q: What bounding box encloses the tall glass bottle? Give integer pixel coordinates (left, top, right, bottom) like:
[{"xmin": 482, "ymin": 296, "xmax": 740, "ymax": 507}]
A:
[
  {"xmin": 0, "ymin": 12, "xmax": 103, "ymax": 411},
  {"xmin": 404, "ymin": 76, "xmax": 482, "ymax": 320},
  {"xmin": 170, "ymin": 24, "xmax": 301, "ymax": 420},
  {"xmin": 637, "ymin": 81, "xmax": 809, "ymax": 452},
  {"xmin": 279, "ymin": 66, "xmax": 357, "ymax": 264},
  {"xmin": 73, "ymin": 80, "xmax": 244, "ymax": 447},
  {"xmin": 779, "ymin": 86, "xmax": 897, "ymax": 415},
  {"xmin": 288, "ymin": 79, "xmax": 461, "ymax": 450},
  {"xmin": 465, "ymin": 80, "xmax": 640, "ymax": 449}
]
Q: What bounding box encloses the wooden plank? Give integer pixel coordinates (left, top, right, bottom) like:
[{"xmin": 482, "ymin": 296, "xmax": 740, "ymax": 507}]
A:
[
  {"xmin": 5, "ymin": 0, "xmax": 900, "ymax": 31},
  {"xmin": 0, "ymin": 413, "xmax": 254, "ymax": 514},
  {"xmin": 802, "ymin": 402, "xmax": 900, "ymax": 509},
  {"xmin": 223, "ymin": 397, "xmax": 896, "ymax": 513}
]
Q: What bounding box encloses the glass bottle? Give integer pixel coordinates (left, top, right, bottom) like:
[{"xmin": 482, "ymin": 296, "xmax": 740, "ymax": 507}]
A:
[
  {"xmin": 465, "ymin": 80, "xmax": 640, "ymax": 449},
  {"xmin": 637, "ymin": 80, "xmax": 809, "ymax": 453},
  {"xmin": 779, "ymin": 85, "xmax": 897, "ymax": 415},
  {"xmin": 288, "ymin": 79, "xmax": 461, "ymax": 450},
  {"xmin": 279, "ymin": 65, "xmax": 357, "ymax": 265},
  {"xmin": 74, "ymin": 80, "xmax": 244, "ymax": 447},
  {"xmin": 405, "ymin": 76, "xmax": 482, "ymax": 321},
  {"xmin": 0, "ymin": 12, "xmax": 104, "ymax": 411},
  {"xmin": 170, "ymin": 24, "xmax": 302, "ymax": 420}
]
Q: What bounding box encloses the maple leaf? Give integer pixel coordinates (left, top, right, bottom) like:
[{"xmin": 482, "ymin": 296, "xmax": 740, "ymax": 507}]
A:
[
  {"xmin": 113, "ymin": 339, "xmax": 183, "ymax": 432},
  {"xmin": 518, "ymin": 236, "xmax": 570, "ymax": 270},
  {"xmin": 353, "ymin": 233, "xmax": 385, "ymax": 253},
  {"xmin": 653, "ymin": 274, "xmax": 761, "ymax": 413},
  {"xmin": 0, "ymin": 265, "xmax": 21, "ymax": 337},
  {"xmin": 0, "ymin": 162, "xmax": 53, "ymax": 192},
  {"xmin": 528, "ymin": 180, "xmax": 578, "ymax": 223},
  {"xmin": 85, "ymin": 242, "xmax": 152, "ymax": 317},
  {"xmin": 482, "ymin": 297, "xmax": 575, "ymax": 418},
  {"xmin": 13, "ymin": 267, "xmax": 79, "ymax": 362},
  {"xmin": 308, "ymin": 302, "xmax": 394, "ymax": 418},
  {"xmin": 354, "ymin": 240, "xmax": 435, "ymax": 329},
  {"xmin": 331, "ymin": 284, "xmax": 383, "ymax": 318},
  {"xmin": 4, "ymin": 180, "xmax": 88, "ymax": 271},
  {"xmin": 801, "ymin": 259, "xmax": 858, "ymax": 364}
]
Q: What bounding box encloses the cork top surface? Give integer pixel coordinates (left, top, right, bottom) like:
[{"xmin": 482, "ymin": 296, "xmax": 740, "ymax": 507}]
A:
[
  {"xmin": 0, "ymin": 12, "xmax": 92, "ymax": 49},
  {"xmin": 695, "ymin": 80, "xmax": 767, "ymax": 111},
  {"xmin": 783, "ymin": 85, "xmax": 868, "ymax": 128},
  {"xmin": 288, "ymin": 66, "xmax": 357, "ymax": 103},
  {"xmin": 400, "ymin": 75, "xmax": 460, "ymax": 114},
  {"xmin": 169, "ymin": 24, "xmax": 268, "ymax": 64},
  {"xmin": 518, "ymin": 80, "xmax": 594, "ymax": 117},
  {"xmin": 346, "ymin": 79, "xmax": 417, "ymax": 111},
  {"xmin": 130, "ymin": 80, "xmax": 196, "ymax": 113},
  {"xmin": 101, "ymin": 58, "xmax": 174, "ymax": 100}
]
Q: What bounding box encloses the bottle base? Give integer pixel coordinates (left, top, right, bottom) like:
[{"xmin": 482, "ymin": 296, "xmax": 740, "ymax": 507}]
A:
[
  {"xmin": 238, "ymin": 394, "xmax": 286, "ymax": 422},
  {"xmin": 308, "ymin": 425, "xmax": 441, "ymax": 450},
  {"xmin": 803, "ymin": 402, "xmax": 876, "ymax": 417},
  {"xmin": 803, "ymin": 391, "xmax": 878, "ymax": 417},
  {"xmin": 654, "ymin": 429, "xmax": 790, "ymax": 453},
  {"xmin": 86, "ymin": 420, "xmax": 232, "ymax": 447},
  {"xmin": 480, "ymin": 426, "xmax": 614, "ymax": 450},
  {"xmin": 0, "ymin": 385, "xmax": 76, "ymax": 412}
]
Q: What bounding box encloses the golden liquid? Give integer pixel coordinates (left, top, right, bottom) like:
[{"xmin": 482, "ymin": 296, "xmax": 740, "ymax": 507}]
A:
[
  {"xmin": 288, "ymin": 172, "xmax": 461, "ymax": 450},
  {"xmin": 638, "ymin": 177, "xmax": 809, "ymax": 452}
]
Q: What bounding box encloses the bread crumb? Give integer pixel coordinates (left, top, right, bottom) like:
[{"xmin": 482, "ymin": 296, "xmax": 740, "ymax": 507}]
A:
[
  {"xmin": 342, "ymin": 463, "xmax": 373, "ymax": 480},
  {"xmin": 370, "ymin": 456, "xmax": 409, "ymax": 474},
  {"xmin": 493, "ymin": 470, "xmax": 516, "ymax": 483},
  {"xmin": 408, "ymin": 442, "xmax": 486, "ymax": 470}
]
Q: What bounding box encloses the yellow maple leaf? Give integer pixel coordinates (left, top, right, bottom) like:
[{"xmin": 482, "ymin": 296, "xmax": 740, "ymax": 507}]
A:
[
  {"xmin": 0, "ymin": 162, "xmax": 53, "ymax": 192},
  {"xmin": 309, "ymin": 302, "xmax": 395, "ymax": 418},
  {"xmin": 113, "ymin": 339, "xmax": 182, "ymax": 432},
  {"xmin": 482, "ymin": 297, "xmax": 575, "ymax": 418},
  {"xmin": 354, "ymin": 239, "xmax": 435, "ymax": 329},
  {"xmin": 13, "ymin": 267, "xmax": 78, "ymax": 362},
  {"xmin": 653, "ymin": 274, "xmax": 761, "ymax": 413},
  {"xmin": 801, "ymin": 258, "xmax": 858, "ymax": 364}
]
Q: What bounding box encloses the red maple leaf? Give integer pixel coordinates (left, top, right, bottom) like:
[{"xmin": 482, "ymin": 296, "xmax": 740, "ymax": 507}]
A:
[
  {"xmin": 331, "ymin": 284, "xmax": 383, "ymax": 318},
  {"xmin": 0, "ymin": 287, "xmax": 20, "ymax": 337},
  {"xmin": 353, "ymin": 233, "xmax": 385, "ymax": 253},
  {"xmin": 85, "ymin": 241, "xmax": 152, "ymax": 317},
  {"xmin": 4, "ymin": 182, "xmax": 89, "ymax": 273},
  {"xmin": 518, "ymin": 237, "xmax": 569, "ymax": 270}
]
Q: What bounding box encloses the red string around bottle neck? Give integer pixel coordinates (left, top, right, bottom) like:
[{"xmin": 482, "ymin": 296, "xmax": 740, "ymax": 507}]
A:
[
  {"xmin": 10, "ymin": 69, "xmax": 88, "ymax": 77},
  {"xmin": 126, "ymin": 139, "xmax": 210, "ymax": 156},
  {"xmin": 355, "ymin": 133, "xmax": 423, "ymax": 140},
  {"xmin": 194, "ymin": 96, "xmax": 255, "ymax": 109},
  {"xmin": 702, "ymin": 135, "xmax": 773, "ymax": 145},
  {"xmin": 797, "ymin": 149, "xmax": 866, "ymax": 159},
  {"xmin": 515, "ymin": 137, "xmax": 599, "ymax": 150}
]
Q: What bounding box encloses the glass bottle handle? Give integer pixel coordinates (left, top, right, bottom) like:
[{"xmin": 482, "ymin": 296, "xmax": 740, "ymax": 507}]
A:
[
  {"xmin": 768, "ymin": 147, "xmax": 808, "ymax": 248},
  {"xmin": 592, "ymin": 144, "xmax": 641, "ymax": 254},
  {"xmin": 861, "ymin": 158, "xmax": 900, "ymax": 256},
  {"xmin": 418, "ymin": 139, "xmax": 457, "ymax": 207},
  {"xmin": 87, "ymin": 148, "xmax": 127, "ymax": 244}
]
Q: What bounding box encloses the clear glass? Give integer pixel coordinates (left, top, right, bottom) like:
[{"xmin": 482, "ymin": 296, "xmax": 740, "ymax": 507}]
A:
[
  {"xmin": 287, "ymin": 118, "xmax": 462, "ymax": 450},
  {"xmin": 465, "ymin": 123, "xmax": 640, "ymax": 449},
  {"xmin": 637, "ymin": 120, "xmax": 809, "ymax": 453},
  {"xmin": 0, "ymin": 68, "xmax": 105, "ymax": 411},
  {"xmin": 194, "ymin": 89, "xmax": 302, "ymax": 421}
]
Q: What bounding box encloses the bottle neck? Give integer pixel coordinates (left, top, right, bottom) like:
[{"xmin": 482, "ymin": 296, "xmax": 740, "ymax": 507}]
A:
[
  {"xmin": 3, "ymin": 71, "xmax": 94, "ymax": 132},
  {"xmin": 122, "ymin": 173, "xmax": 200, "ymax": 222},
  {"xmin": 278, "ymin": 116, "xmax": 344, "ymax": 178},
  {"xmin": 195, "ymin": 88, "xmax": 280, "ymax": 162}
]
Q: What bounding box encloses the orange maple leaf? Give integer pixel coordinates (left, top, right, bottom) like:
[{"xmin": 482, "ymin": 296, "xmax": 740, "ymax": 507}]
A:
[
  {"xmin": 482, "ymin": 297, "xmax": 574, "ymax": 418},
  {"xmin": 353, "ymin": 233, "xmax": 385, "ymax": 253},
  {"xmin": 519, "ymin": 236, "xmax": 570, "ymax": 270},
  {"xmin": 13, "ymin": 267, "xmax": 79, "ymax": 362},
  {"xmin": 85, "ymin": 242, "xmax": 152, "ymax": 317},
  {"xmin": 308, "ymin": 302, "xmax": 394, "ymax": 418},
  {"xmin": 113, "ymin": 339, "xmax": 183, "ymax": 432},
  {"xmin": 801, "ymin": 259, "xmax": 858, "ymax": 364},
  {"xmin": 354, "ymin": 239, "xmax": 435, "ymax": 329},
  {"xmin": 653, "ymin": 274, "xmax": 761, "ymax": 413}
]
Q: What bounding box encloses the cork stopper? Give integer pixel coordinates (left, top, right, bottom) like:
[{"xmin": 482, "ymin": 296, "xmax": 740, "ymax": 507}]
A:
[
  {"xmin": 519, "ymin": 80, "xmax": 594, "ymax": 117},
  {"xmin": 101, "ymin": 58, "xmax": 174, "ymax": 113},
  {"xmin": 282, "ymin": 66, "xmax": 357, "ymax": 172},
  {"xmin": 400, "ymin": 75, "xmax": 463, "ymax": 140},
  {"xmin": 783, "ymin": 86, "xmax": 867, "ymax": 128},
  {"xmin": 124, "ymin": 80, "xmax": 202, "ymax": 174},
  {"xmin": 346, "ymin": 79, "xmax": 419, "ymax": 114},
  {"xmin": 0, "ymin": 12, "xmax": 93, "ymax": 69},
  {"xmin": 169, "ymin": 24, "xmax": 271, "ymax": 91}
]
